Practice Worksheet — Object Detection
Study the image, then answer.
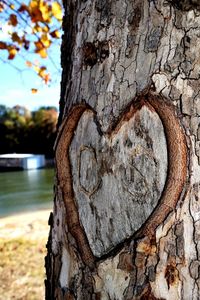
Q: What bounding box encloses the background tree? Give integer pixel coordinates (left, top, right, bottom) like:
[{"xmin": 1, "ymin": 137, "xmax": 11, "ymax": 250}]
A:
[
  {"xmin": 0, "ymin": 105, "xmax": 58, "ymax": 157},
  {"xmin": 0, "ymin": 0, "xmax": 61, "ymax": 156},
  {"xmin": 45, "ymin": 0, "xmax": 200, "ymax": 299},
  {"xmin": 31, "ymin": 107, "xmax": 58, "ymax": 157}
]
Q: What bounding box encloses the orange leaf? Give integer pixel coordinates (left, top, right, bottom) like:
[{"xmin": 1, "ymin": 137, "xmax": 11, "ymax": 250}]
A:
[
  {"xmin": 12, "ymin": 32, "xmax": 21, "ymax": 44},
  {"xmin": 38, "ymin": 66, "xmax": 46, "ymax": 76},
  {"xmin": 42, "ymin": 25, "xmax": 49, "ymax": 33},
  {"xmin": 30, "ymin": 8, "xmax": 43, "ymax": 23},
  {"xmin": 34, "ymin": 39, "xmax": 48, "ymax": 58},
  {"xmin": 26, "ymin": 61, "xmax": 32, "ymax": 67},
  {"xmin": 50, "ymin": 30, "xmax": 60, "ymax": 38},
  {"xmin": 33, "ymin": 24, "xmax": 42, "ymax": 33},
  {"xmin": 31, "ymin": 88, "xmax": 38, "ymax": 94},
  {"xmin": 29, "ymin": 0, "xmax": 44, "ymax": 23},
  {"xmin": 29, "ymin": 0, "xmax": 37, "ymax": 10},
  {"xmin": 9, "ymin": 14, "xmax": 18, "ymax": 26},
  {"xmin": 39, "ymin": 0, "xmax": 50, "ymax": 22},
  {"xmin": 43, "ymin": 73, "xmax": 50, "ymax": 84},
  {"xmin": 0, "ymin": 2, "xmax": 4, "ymax": 12},
  {"xmin": 40, "ymin": 66, "xmax": 47, "ymax": 71},
  {"xmin": 0, "ymin": 41, "xmax": 7, "ymax": 50},
  {"xmin": 52, "ymin": 2, "xmax": 62, "ymax": 21},
  {"xmin": 34, "ymin": 40, "xmax": 44, "ymax": 51},
  {"xmin": 37, "ymin": 66, "xmax": 50, "ymax": 83},
  {"xmin": 8, "ymin": 48, "xmax": 18, "ymax": 60},
  {"xmin": 39, "ymin": 48, "xmax": 47, "ymax": 58},
  {"xmin": 41, "ymin": 33, "xmax": 51, "ymax": 48},
  {"xmin": 36, "ymin": 48, "xmax": 47, "ymax": 58},
  {"xmin": 18, "ymin": 3, "xmax": 28, "ymax": 12}
]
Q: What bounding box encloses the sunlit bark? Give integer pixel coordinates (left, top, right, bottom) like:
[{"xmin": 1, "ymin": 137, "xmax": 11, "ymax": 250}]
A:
[{"xmin": 46, "ymin": 1, "xmax": 200, "ymax": 299}]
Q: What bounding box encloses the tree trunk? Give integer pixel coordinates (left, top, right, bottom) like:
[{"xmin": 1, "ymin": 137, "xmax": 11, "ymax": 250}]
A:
[{"xmin": 45, "ymin": 1, "xmax": 200, "ymax": 299}]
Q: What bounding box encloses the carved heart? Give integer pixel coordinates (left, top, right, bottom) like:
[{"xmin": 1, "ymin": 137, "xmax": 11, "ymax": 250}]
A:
[
  {"xmin": 56, "ymin": 94, "xmax": 187, "ymax": 266},
  {"xmin": 69, "ymin": 104, "xmax": 167, "ymax": 257}
]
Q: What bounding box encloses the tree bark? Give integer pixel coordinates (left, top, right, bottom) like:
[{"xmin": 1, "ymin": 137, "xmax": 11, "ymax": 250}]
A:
[{"xmin": 45, "ymin": 1, "xmax": 200, "ymax": 299}]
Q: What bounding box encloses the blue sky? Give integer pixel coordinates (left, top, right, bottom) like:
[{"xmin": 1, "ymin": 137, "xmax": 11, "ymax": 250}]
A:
[
  {"xmin": 0, "ymin": 49, "xmax": 61, "ymax": 111},
  {"xmin": 0, "ymin": 12, "xmax": 61, "ymax": 112}
]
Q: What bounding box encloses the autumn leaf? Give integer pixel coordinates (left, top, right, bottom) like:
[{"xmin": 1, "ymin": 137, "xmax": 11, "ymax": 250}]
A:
[
  {"xmin": 38, "ymin": 66, "xmax": 46, "ymax": 78},
  {"xmin": 29, "ymin": 0, "xmax": 43, "ymax": 23},
  {"xmin": 8, "ymin": 48, "xmax": 18, "ymax": 60},
  {"xmin": 43, "ymin": 73, "xmax": 50, "ymax": 84},
  {"xmin": 39, "ymin": 0, "xmax": 50, "ymax": 22},
  {"xmin": 50, "ymin": 30, "xmax": 60, "ymax": 38},
  {"xmin": 0, "ymin": 2, "xmax": 4, "ymax": 12},
  {"xmin": 33, "ymin": 64, "xmax": 40, "ymax": 73},
  {"xmin": 26, "ymin": 61, "xmax": 32, "ymax": 67},
  {"xmin": 37, "ymin": 48, "xmax": 48, "ymax": 58},
  {"xmin": 18, "ymin": 3, "xmax": 28, "ymax": 13},
  {"xmin": 11, "ymin": 32, "xmax": 21, "ymax": 44},
  {"xmin": 34, "ymin": 40, "xmax": 44, "ymax": 51},
  {"xmin": 29, "ymin": 0, "xmax": 37, "ymax": 10},
  {"xmin": 31, "ymin": 88, "xmax": 38, "ymax": 94},
  {"xmin": 9, "ymin": 14, "xmax": 18, "ymax": 26},
  {"xmin": 39, "ymin": 48, "xmax": 47, "ymax": 58},
  {"xmin": 39, "ymin": 65, "xmax": 46, "ymax": 72},
  {"xmin": 33, "ymin": 24, "xmax": 42, "ymax": 33},
  {"xmin": 30, "ymin": 8, "xmax": 43, "ymax": 23},
  {"xmin": 52, "ymin": 2, "xmax": 62, "ymax": 21},
  {"xmin": 42, "ymin": 26, "xmax": 49, "ymax": 33},
  {"xmin": 41, "ymin": 34, "xmax": 51, "ymax": 48},
  {"xmin": 34, "ymin": 39, "xmax": 49, "ymax": 58},
  {"xmin": 0, "ymin": 42, "xmax": 7, "ymax": 50},
  {"xmin": 38, "ymin": 66, "xmax": 50, "ymax": 83}
]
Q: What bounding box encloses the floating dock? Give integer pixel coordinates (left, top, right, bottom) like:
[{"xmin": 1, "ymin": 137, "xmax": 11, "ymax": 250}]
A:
[{"xmin": 0, "ymin": 154, "xmax": 45, "ymax": 170}]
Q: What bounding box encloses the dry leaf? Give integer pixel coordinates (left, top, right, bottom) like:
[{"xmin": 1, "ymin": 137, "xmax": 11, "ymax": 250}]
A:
[
  {"xmin": 0, "ymin": 41, "xmax": 7, "ymax": 50},
  {"xmin": 31, "ymin": 88, "xmax": 38, "ymax": 94},
  {"xmin": 8, "ymin": 48, "xmax": 18, "ymax": 60},
  {"xmin": 9, "ymin": 14, "xmax": 18, "ymax": 26},
  {"xmin": 26, "ymin": 61, "xmax": 32, "ymax": 67},
  {"xmin": 12, "ymin": 32, "xmax": 21, "ymax": 44},
  {"xmin": 37, "ymin": 48, "xmax": 47, "ymax": 58},
  {"xmin": 0, "ymin": 2, "xmax": 4, "ymax": 12},
  {"xmin": 18, "ymin": 3, "xmax": 28, "ymax": 12},
  {"xmin": 52, "ymin": 2, "xmax": 62, "ymax": 21},
  {"xmin": 41, "ymin": 34, "xmax": 51, "ymax": 48},
  {"xmin": 50, "ymin": 30, "xmax": 60, "ymax": 38}
]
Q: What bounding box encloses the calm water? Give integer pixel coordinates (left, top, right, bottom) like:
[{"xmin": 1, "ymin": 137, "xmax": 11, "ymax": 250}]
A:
[{"xmin": 0, "ymin": 168, "xmax": 54, "ymax": 217}]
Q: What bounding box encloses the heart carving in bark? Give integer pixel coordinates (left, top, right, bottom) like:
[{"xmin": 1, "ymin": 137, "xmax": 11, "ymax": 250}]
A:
[{"xmin": 56, "ymin": 94, "xmax": 187, "ymax": 267}]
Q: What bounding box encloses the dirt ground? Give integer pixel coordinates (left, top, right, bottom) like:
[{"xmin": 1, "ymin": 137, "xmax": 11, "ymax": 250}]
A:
[{"xmin": 0, "ymin": 210, "xmax": 51, "ymax": 300}]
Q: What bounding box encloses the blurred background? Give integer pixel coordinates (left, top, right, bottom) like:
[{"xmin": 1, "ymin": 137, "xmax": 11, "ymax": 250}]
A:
[{"xmin": 0, "ymin": 0, "xmax": 62, "ymax": 298}]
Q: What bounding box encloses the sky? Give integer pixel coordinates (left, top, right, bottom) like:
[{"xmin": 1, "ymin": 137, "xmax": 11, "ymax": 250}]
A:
[
  {"xmin": 0, "ymin": 55, "xmax": 61, "ymax": 111},
  {"xmin": 0, "ymin": 9, "xmax": 62, "ymax": 112},
  {"xmin": 0, "ymin": 47, "xmax": 61, "ymax": 111}
]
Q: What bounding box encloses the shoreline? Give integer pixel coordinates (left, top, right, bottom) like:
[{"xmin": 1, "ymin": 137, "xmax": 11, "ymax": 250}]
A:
[
  {"xmin": 0, "ymin": 208, "xmax": 52, "ymax": 221},
  {"xmin": 0, "ymin": 209, "xmax": 51, "ymax": 299},
  {"xmin": 0, "ymin": 209, "xmax": 51, "ymax": 240}
]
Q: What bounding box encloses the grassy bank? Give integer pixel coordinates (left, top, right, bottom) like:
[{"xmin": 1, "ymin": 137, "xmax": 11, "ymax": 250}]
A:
[{"xmin": 0, "ymin": 210, "xmax": 51, "ymax": 300}]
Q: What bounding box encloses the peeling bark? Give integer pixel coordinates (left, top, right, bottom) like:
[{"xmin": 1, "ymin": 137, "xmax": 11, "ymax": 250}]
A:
[{"xmin": 46, "ymin": 0, "xmax": 200, "ymax": 299}]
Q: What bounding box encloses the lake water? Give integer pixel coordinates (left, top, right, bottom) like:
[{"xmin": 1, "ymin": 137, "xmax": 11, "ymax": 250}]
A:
[{"xmin": 0, "ymin": 168, "xmax": 54, "ymax": 217}]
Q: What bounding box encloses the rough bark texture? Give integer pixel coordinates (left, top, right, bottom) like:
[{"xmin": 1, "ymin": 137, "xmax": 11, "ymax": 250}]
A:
[{"xmin": 46, "ymin": 0, "xmax": 200, "ymax": 299}]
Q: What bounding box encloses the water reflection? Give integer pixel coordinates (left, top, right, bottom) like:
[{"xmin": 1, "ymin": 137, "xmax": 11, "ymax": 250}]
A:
[{"xmin": 0, "ymin": 168, "xmax": 54, "ymax": 217}]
